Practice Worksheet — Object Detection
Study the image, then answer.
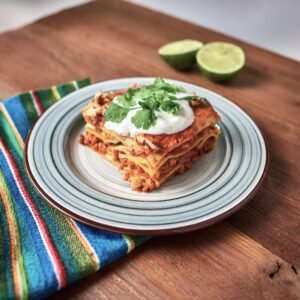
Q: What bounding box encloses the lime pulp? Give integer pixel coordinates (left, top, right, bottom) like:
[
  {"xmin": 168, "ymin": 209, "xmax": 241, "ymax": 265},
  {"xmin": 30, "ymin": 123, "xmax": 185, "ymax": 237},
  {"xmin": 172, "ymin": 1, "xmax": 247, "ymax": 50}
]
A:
[{"xmin": 196, "ymin": 42, "xmax": 245, "ymax": 81}]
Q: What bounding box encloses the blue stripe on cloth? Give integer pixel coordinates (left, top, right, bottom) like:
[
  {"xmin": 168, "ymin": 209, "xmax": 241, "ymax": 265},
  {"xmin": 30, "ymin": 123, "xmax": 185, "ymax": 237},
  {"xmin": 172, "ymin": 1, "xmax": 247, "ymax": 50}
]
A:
[
  {"xmin": 3, "ymin": 97, "xmax": 31, "ymax": 142},
  {"xmin": 0, "ymin": 150, "xmax": 59, "ymax": 299},
  {"xmin": 75, "ymin": 222, "xmax": 129, "ymax": 268}
]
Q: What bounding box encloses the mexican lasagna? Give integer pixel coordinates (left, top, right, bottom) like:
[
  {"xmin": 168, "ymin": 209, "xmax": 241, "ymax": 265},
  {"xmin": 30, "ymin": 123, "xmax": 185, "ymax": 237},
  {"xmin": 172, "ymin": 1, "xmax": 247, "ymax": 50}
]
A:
[{"xmin": 79, "ymin": 78, "xmax": 221, "ymax": 192}]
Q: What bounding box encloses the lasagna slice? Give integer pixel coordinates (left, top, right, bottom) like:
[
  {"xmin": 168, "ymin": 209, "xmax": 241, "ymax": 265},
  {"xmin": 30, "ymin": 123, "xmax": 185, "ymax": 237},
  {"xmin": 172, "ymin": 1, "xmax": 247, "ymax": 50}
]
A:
[{"xmin": 80, "ymin": 81, "xmax": 221, "ymax": 192}]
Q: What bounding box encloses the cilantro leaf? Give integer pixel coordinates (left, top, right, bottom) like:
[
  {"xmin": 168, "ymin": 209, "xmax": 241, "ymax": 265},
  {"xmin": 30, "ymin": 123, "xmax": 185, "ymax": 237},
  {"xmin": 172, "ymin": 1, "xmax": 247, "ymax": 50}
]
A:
[
  {"xmin": 117, "ymin": 88, "xmax": 136, "ymax": 107},
  {"xmin": 139, "ymin": 98, "xmax": 160, "ymax": 110},
  {"xmin": 168, "ymin": 94, "xmax": 177, "ymax": 101},
  {"xmin": 153, "ymin": 77, "xmax": 165, "ymax": 86},
  {"xmin": 131, "ymin": 109, "xmax": 157, "ymax": 129},
  {"xmin": 177, "ymin": 95, "xmax": 199, "ymax": 101},
  {"xmin": 161, "ymin": 100, "xmax": 180, "ymax": 115},
  {"xmin": 153, "ymin": 89, "xmax": 166, "ymax": 102},
  {"xmin": 133, "ymin": 88, "xmax": 152, "ymax": 100},
  {"xmin": 104, "ymin": 103, "xmax": 130, "ymax": 123},
  {"xmin": 152, "ymin": 77, "xmax": 185, "ymax": 93}
]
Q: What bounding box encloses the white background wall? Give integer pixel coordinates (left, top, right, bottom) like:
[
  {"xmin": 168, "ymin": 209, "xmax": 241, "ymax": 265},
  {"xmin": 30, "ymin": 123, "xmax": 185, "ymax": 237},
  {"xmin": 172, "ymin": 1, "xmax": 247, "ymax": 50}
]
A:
[{"xmin": 0, "ymin": 0, "xmax": 299, "ymax": 61}]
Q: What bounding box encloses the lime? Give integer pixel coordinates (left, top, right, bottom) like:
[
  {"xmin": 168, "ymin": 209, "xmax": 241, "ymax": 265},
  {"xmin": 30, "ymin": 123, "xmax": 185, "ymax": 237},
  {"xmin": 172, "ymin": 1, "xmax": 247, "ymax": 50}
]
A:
[
  {"xmin": 158, "ymin": 39, "xmax": 203, "ymax": 70},
  {"xmin": 196, "ymin": 42, "xmax": 245, "ymax": 81}
]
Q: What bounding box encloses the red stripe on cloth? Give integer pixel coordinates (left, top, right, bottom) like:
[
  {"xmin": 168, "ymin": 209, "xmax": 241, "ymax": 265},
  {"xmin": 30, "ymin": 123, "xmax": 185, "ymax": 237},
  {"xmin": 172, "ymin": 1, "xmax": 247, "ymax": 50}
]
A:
[
  {"xmin": 0, "ymin": 137, "xmax": 67, "ymax": 288},
  {"xmin": 30, "ymin": 91, "xmax": 44, "ymax": 116}
]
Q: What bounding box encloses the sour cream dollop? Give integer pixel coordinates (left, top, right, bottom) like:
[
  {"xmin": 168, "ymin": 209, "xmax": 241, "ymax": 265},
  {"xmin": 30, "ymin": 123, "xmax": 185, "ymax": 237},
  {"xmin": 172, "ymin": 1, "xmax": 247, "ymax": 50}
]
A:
[{"xmin": 104, "ymin": 92, "xmax": 195, "ymax": 137}]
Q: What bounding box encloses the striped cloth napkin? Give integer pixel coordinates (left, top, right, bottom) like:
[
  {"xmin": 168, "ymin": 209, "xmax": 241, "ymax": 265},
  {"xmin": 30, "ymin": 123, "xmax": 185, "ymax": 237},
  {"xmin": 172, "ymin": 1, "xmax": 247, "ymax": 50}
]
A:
[{"xmin": 0, "ymin": 78, "xmax": 146, "ymax": 299}]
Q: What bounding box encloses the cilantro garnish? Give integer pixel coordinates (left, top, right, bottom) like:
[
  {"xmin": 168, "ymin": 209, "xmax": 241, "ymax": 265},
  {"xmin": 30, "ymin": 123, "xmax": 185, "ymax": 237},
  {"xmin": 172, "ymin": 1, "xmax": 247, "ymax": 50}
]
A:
[
  {"xmin": 150, "ymin": 77, "xmax": 185, "ymax": 93},
  {"xmin": 104, "ymin": 78, "xmax": 208, "ymax": 130},
  {"xmin": 161, "ymin": 100, "xmax": 180, "ymax": 114},
  {"xmin": 139, "ymin": 98, "xmax": 160, "ymax": 110},
  {"xmin": 104, "ymin": 103, "xmax": 130, "ymax": 123},
  {"xmin": 133, "ymin": 88, "xmax": 152, "ymax": 100},
  {"xmin": 131, "ymin": 109, "xmax": 157, "ymax": 129},
  {"xmin": 117, "ymin": 88, "xmax": 136, "ymax": 107},
  {"xmin": 177, "ymin": 95, "xmax": 199, "ymax": 101}
]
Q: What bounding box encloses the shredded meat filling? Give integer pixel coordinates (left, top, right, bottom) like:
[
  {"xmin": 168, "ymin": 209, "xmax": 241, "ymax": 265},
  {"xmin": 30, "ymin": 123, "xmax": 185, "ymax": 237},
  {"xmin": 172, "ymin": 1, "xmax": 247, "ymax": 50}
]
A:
[{"xmin": 79, "ymin": 129, "xmax": 218, "ymax": 192}]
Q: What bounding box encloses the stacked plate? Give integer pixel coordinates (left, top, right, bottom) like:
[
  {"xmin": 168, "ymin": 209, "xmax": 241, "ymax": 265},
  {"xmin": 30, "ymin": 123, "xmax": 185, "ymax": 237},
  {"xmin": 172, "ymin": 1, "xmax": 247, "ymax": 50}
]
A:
[{"xmin": 25, "ymin": 78, "xmax": 268, "ymax": 235}]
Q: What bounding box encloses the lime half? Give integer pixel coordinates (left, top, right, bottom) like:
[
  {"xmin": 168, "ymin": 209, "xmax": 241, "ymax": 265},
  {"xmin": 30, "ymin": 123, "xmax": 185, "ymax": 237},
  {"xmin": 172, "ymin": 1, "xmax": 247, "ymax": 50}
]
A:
[
  {"xmin": 158, "ymin": 39, "xmax": 203, "ymax": 70},
  {"xmin": 196, "ymin": 42, "xmax": 245, "ymax": 81}
]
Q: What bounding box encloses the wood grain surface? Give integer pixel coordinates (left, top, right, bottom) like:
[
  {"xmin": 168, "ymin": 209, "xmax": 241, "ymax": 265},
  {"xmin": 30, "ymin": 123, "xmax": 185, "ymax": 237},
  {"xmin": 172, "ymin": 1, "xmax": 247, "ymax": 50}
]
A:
[{"xmin": 0, "ymin": 0, "xmax": 299, "ymax": 299}]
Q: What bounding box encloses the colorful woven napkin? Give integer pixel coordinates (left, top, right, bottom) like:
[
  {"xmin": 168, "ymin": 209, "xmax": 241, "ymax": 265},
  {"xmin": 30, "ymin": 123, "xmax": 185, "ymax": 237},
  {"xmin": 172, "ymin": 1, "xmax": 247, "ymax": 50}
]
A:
[{"xmin": 0, "ymin": 78, "xmax": 146, "ymax": 299}]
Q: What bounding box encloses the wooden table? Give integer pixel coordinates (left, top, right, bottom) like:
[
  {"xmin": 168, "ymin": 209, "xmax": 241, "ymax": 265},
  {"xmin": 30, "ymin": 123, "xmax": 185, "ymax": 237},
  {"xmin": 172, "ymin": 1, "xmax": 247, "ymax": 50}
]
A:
[{"xmin": 1, "ymin": 0, "xmax": 299, "ymax": 298}]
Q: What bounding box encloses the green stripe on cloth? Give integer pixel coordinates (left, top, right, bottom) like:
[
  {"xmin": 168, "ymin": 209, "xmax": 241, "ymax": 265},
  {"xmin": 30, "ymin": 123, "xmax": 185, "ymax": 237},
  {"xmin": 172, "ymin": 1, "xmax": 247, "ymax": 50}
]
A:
[
  {"xmin": 19, "ymin": 93, "xmax": 39, "ymax": 127},
  {"xmin": 0, "ymin": 193, "xmax": 9, "ymax": 300},
  {"xmin": 0, "ymin": 111, "xmax": 23, "ymax": 159},
  {"xmin": 36, "ymin": 89, "xmax": 57, "ymax": 111},
  {"xmin": 76, "ymin": 78, "xmax": 91, "ymax": 88},
  {"xmin": 0, "ymin": 170, "xmax": 28, "ymax": 300}
]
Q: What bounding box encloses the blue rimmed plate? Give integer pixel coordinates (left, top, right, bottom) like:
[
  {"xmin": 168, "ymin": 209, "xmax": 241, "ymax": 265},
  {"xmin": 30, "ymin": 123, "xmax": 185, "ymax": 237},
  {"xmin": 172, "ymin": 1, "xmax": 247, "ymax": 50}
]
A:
[{"xmin": 25, "ymin": 78, "xmax": 268, "ymax": 235}]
